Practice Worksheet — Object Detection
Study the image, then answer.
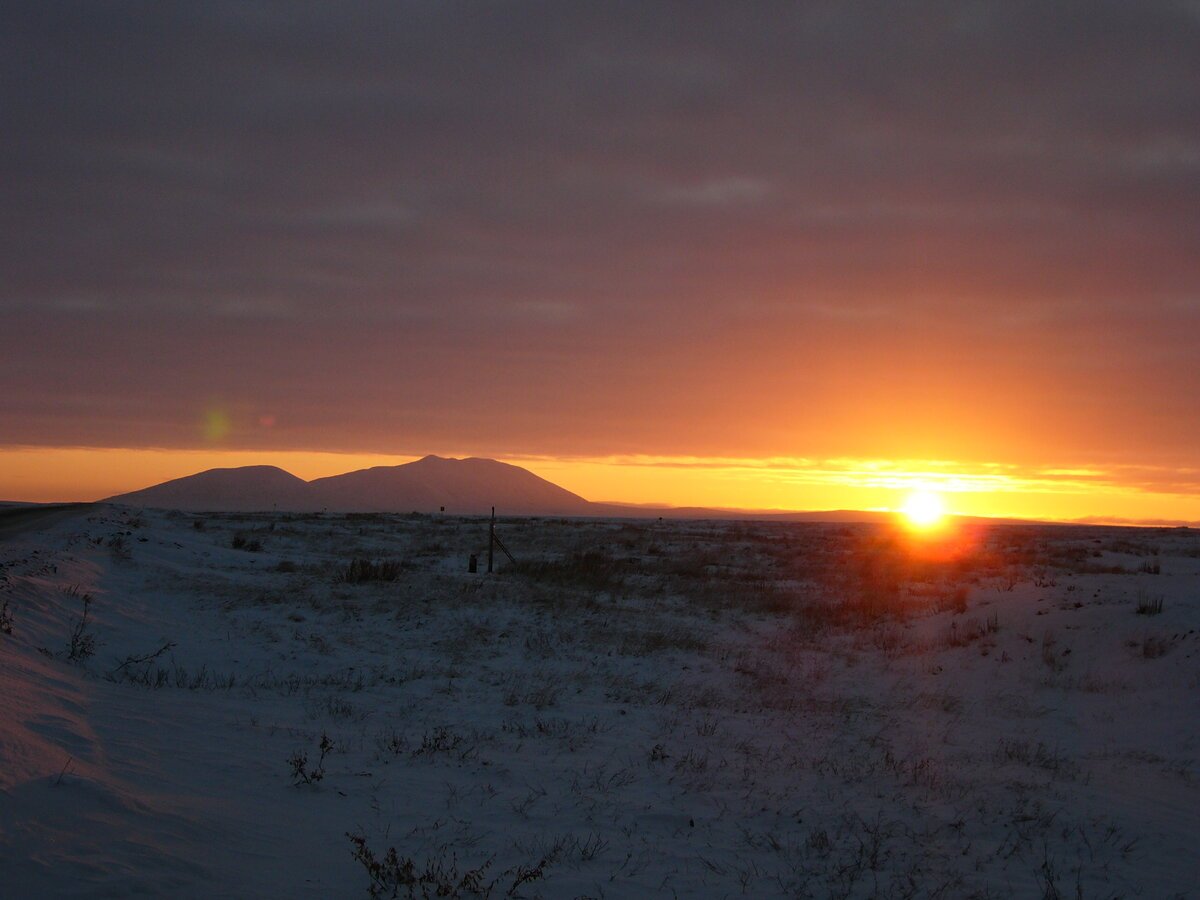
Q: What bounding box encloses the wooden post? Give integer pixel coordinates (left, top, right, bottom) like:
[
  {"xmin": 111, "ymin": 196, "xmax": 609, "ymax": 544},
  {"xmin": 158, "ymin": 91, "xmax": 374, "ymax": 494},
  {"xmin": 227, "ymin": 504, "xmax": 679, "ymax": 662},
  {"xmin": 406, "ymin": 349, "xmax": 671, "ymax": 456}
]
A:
[{"xmin": 488, "ymin": 506, "xmax": 495, "ymax": 573}]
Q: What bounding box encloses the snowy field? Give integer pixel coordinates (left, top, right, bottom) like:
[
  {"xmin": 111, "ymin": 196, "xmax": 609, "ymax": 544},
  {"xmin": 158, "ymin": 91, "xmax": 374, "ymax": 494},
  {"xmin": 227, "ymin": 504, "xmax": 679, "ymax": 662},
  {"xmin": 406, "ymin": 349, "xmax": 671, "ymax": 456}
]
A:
[{"xmin": 1, "ymin": 507, "xmax": 1198, "ymax": 898}]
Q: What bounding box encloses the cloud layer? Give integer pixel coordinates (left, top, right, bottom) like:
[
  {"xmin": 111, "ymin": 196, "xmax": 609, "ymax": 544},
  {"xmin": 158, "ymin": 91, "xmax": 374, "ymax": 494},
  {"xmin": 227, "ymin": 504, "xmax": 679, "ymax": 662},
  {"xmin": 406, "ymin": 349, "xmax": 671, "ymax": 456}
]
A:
[{"xmin": 3, "ymin": 2, "xmax": 1198, "ymax": 470}]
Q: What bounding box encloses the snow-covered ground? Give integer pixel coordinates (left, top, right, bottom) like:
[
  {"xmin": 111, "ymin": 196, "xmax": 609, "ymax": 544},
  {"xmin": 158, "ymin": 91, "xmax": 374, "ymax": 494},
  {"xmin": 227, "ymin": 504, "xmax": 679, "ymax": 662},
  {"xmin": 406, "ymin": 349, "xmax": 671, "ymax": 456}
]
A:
[{"xmin": 1, "ymin": 507, "xmax": 1197, "ymax": 898}]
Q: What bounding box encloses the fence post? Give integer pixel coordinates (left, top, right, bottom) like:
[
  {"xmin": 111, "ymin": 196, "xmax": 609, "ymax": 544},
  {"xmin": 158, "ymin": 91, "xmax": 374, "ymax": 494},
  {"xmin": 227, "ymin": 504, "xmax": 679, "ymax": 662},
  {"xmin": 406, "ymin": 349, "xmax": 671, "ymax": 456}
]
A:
[{"xmin": 488, "ymin": 506, "xmax": 495, "ymax": 573}]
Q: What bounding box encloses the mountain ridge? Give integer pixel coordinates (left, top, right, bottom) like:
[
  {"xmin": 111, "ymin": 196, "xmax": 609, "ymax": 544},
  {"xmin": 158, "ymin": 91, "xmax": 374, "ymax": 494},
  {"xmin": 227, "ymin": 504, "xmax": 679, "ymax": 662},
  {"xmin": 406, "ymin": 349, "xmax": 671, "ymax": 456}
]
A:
[
  {"xmin": 105, "ymin": 456, "xmax": 1037, "ymax": 524},
  {"xmin": 307, "ymin": 455, "xmax": 591, "ymax": 515},
  {"xmin": 106, "ymin": 455, "xmax": 592, "ymax": 515},
  {"xmin": 106, "ymin": 464, "xmax": 315, "ymax": 512}
]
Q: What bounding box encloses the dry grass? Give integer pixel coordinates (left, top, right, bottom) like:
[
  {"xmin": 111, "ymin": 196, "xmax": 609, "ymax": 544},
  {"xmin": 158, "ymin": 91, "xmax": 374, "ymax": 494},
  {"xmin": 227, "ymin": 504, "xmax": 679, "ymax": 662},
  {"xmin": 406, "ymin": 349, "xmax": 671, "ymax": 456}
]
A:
[{"xmin": 335, "ymin": 558, "xmax": 406, "ymax": 583}]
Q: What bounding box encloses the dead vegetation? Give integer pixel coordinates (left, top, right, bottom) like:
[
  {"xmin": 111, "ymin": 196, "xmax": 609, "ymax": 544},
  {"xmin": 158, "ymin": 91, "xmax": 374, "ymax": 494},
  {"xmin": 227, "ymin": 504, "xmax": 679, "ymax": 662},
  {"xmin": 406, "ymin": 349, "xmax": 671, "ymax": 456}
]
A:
[
  {"xmin": 1135, "ymin": 591, "xmax": 1164, "ymax": 615},
  {"xmin": 336, "ymin": 558, "xmax": 406, "ymax": 583},
  {"xmin": 64, "ymin": 585, "xmax": 95, "ymax": 662},
  {"xmin": 346, "ymin": 833, "xmax": 549, "ymax": 900},
  {"xmin": 19, "ymin": 508, "xmax": 1194, "ymax": 897}
]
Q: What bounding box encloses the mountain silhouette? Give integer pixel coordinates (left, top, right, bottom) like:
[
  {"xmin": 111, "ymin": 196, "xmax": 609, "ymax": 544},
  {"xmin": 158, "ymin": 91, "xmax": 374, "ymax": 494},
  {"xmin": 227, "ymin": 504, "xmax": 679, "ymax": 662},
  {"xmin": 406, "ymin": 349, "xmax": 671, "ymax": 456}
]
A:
[
  {"xmin": 106, "ymin": 465, "xmax": 315, "ymax": 512},
  {"xmin": 106, "ymin": 455, "xmax": 925, "ymax": 522},
  {"xmin": 308, "ymin": 455, "xmax": 590, "ymax": 514},
  {"xmin": 106, "ymin": 455, "xmax": 590, "ymax": 514}
]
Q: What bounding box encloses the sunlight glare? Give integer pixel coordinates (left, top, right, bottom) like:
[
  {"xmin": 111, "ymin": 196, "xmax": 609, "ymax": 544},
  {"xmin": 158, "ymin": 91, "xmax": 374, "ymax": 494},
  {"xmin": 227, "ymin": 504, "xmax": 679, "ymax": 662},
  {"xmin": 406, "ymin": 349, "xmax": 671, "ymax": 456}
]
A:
[{"xmin": 902, "ymin": 489, "xmax": 946, "ymax": 529}]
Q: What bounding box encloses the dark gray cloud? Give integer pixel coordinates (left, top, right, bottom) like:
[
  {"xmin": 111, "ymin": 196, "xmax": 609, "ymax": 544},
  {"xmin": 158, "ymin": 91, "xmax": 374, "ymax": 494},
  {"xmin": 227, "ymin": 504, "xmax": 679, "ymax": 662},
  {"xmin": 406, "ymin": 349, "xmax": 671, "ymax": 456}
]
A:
[{"xmin": 2, "ymin": 1, "xmax": 1198, "ymax": 461}]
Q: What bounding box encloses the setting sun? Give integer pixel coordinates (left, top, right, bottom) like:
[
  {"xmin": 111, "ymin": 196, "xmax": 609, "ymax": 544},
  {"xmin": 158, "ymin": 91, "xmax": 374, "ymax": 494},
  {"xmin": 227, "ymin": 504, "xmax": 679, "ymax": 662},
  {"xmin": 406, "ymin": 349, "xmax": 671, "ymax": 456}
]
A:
[{"xmin": 901, "ymin": 489, "xmax": 946, "ymax": 528}]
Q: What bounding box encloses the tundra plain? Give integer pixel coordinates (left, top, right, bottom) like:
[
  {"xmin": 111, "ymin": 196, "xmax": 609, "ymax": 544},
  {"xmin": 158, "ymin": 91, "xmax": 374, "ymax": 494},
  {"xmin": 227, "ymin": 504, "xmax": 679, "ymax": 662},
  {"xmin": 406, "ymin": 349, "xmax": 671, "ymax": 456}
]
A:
[{"xmin": 1, "ymin": 508, "xmax": 1197, "ymax": 898}]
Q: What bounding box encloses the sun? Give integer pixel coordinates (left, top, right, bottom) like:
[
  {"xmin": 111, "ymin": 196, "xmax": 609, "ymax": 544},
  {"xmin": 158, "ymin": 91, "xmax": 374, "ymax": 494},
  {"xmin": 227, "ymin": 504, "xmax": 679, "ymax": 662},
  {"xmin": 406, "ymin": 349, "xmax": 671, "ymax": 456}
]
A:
[{"xmin": 901, "ymin": 489, "xmax": 946, "ymax": 529}]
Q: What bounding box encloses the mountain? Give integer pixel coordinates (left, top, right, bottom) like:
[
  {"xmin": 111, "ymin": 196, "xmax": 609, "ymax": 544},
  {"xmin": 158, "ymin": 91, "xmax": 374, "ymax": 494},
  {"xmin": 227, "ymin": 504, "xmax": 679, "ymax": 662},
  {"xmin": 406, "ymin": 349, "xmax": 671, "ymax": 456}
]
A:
[
  {"xmin": 308, "ymin": 455, "xmax": 591, "ymax": 515},
  {"xmin": 106, "ymin": 456, "xmax": 923, "ymax": 523},
  {"xmin": 106, "ymin": 465, "xmax": 315, "ymax": 512},
  {"xmin": 106, "ymin": 456, "xmax": 591, "ymax": 515}
]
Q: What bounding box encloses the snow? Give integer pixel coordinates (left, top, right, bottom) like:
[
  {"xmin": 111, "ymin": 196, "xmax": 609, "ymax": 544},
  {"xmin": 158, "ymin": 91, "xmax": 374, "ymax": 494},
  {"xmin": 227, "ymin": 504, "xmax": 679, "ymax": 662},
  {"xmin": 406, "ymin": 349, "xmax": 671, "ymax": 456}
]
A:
[{"xmin": 1, "ymin": 508, "xmax": 1198, "ymax": 897}]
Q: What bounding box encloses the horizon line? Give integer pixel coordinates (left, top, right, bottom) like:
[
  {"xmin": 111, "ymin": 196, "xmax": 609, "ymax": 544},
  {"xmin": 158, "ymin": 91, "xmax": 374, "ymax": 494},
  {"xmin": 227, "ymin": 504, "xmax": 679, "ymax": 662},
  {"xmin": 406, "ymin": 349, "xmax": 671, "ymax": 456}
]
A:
[{"xmin": 2, "ymin": 444, "xmax": 1199, "ymax": 527}]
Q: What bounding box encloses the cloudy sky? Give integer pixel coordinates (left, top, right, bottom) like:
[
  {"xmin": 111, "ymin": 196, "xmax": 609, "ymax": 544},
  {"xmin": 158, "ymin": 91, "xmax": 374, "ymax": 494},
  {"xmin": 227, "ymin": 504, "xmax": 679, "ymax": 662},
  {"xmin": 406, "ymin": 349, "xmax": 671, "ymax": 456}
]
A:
[{"xmin": 3, "ymin": 2, "xmax": 1199, "ymax": 517}]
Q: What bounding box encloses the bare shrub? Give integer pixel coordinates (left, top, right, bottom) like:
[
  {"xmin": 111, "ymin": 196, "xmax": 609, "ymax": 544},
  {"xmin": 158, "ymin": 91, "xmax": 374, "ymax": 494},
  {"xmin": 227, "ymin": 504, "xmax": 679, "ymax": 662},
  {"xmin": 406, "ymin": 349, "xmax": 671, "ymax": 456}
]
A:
[
  {"xmin": 346, "ymin": 833, "xmax": 548, "ymax": 899},
  {"xmin": 65, "ymin": 588, "xmax": 95, "ymax": 662},
  {"xmin": 503, "ymin": 676, "xmax": 560, "ymax": 710},
  {"xmin": 231, "ymin": 533, "xmax": 263, "ymax": 552},
  {"xmin": 934, "ymin": 585, "xmax": 969, "ymax": 615},
  {"xmin": 995, "ymin": 739, "xmax": 1081, "ymax": 780},
  {"xmin": 108, "ymin": 640, "xmax": 176, "ymax": 680},
  {"xmin": 305, "ymin": 694, "xmax": 367, "ymax": 723},
  {"xmin": 1135, "ymin": 592, "xmax": 1164, "ymax": 616},
  {"xmin": 289, "ymin": 732, "xmax": 333, "ymax": 785},
  {"xmin": 508, "ymin": 550, "xmax": 625, "ymax": 590},
  {"xmin": 375, "ymin": 729, "xmax": 408, "ymax": 756},
  {"xmin": 412, "ymin": 725, "xmax": 466, "ymax": 757},
  {"xmin": 0, "ymin": 596, "xmax": 12, "ymax": 635},
  {"xmin": 336, "ymin": 558, "xmax": 404, "ymax": 583},
  {"xmin": 939, "ymin": 618, "xmax": 987, "ymax": 649},
  {"xmin": 107, "ymin": 661, "xmax": 238, "ymax": 691},
  {"xmin": 106, "ymin": 533, "xmax": 132, "ymax": 560},
  {"xmin": 1041, "ymin": 631, "xmax": 1067, "ymax": 673},
  {"xmin": 806, "ymin": 828, "xmax": 833, "ymax": 857}
]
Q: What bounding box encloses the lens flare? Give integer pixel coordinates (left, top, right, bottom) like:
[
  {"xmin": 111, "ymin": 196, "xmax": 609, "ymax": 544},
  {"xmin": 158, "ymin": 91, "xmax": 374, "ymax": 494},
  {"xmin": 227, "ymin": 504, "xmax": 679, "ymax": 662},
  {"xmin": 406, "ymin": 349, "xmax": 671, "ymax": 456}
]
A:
[{"xmin": 203, "ymin": 408, "xmax": 232, "ymax": 443}]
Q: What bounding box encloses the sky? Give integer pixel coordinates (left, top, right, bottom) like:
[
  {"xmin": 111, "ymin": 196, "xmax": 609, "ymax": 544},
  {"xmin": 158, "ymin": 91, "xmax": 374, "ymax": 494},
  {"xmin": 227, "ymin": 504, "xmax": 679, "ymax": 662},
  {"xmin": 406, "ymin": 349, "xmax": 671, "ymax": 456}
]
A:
[{"xmin": 2, "ymin": 2, "xmax": 1199, "ymax": 521}]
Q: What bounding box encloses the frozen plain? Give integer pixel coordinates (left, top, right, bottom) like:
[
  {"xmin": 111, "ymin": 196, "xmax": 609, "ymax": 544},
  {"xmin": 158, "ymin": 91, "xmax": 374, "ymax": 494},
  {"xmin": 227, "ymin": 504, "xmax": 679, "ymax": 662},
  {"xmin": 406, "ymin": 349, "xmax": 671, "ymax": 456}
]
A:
[{"xmin": 1, "ymin": 507, "xmax": 1197, "ymax": 898}]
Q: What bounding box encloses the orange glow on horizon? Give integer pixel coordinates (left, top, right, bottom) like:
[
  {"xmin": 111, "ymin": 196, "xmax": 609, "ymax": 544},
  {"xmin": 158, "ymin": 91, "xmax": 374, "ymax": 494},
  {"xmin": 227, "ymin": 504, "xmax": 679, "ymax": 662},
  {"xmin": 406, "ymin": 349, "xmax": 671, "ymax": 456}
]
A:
[{"xmin": 0, "ymin": 445, "xmax": 1197, "ymax": 525}]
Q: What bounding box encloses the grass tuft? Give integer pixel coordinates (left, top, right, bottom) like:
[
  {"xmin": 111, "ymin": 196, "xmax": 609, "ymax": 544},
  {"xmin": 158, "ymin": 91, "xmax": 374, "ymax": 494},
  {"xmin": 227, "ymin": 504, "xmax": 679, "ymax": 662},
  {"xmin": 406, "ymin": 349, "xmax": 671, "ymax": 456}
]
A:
[
  {"xmin": 1135, "ymin": 592, "xmax": 1164, "ymax": 616},
  {"xmin": 336, "ymin": 558, "xmax": 405, "ymax": 583}
]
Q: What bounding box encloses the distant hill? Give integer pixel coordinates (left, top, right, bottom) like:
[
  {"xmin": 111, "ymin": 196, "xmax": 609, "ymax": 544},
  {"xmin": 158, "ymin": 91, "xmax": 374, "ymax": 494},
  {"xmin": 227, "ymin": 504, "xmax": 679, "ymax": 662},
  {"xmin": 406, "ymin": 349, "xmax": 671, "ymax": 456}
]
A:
[
  {"xmin": 108, "ymin": 455, "xmax": 957, "ymax": 523},
  {"xmin": 308, "ymin": 455, "xmax": 591, "ymax": 515},
  {"xmin": 106, "ymin": 455, "xmax": 592, "ymax": 515},
  {"xmin": 106, "ymin": 465, "xmax": 316, "ymax": 512},
  {"xmin": 587, "ymin": 502, "xmax": 897, "ymax": 523}
]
